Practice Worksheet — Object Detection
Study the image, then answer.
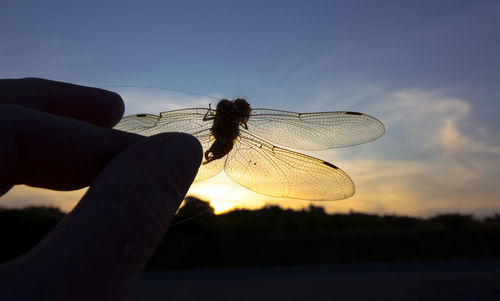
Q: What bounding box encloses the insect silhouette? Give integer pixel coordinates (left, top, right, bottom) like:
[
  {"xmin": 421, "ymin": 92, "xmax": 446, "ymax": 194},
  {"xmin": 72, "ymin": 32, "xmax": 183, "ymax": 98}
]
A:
[{"xmin": 114, "ymin": 98, "xmax": 385, "ymax": 201}]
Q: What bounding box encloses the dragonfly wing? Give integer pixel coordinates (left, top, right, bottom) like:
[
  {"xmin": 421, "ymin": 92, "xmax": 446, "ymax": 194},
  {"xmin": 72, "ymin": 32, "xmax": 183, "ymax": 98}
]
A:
[
  {"xmin": 114, "ymin": 113, "xmax": 160, "ymax": 135},
  {"xmin": 114, "ymin": 108, "xmax": 215, "ymax": 136},
  {"xmin": 224, "ymin": 131, "xmax": 354, "ymax": 201},
  {"xmin": 192, "ymin": 130, "xmax": 225, "ymax": 182},
  {"xmin": 246, "ymin": 109, "xmax": 385, "ymax": 150},
  {"xmin": 114, "ymin": 109, "xmax": 222, "ymax": 182}
]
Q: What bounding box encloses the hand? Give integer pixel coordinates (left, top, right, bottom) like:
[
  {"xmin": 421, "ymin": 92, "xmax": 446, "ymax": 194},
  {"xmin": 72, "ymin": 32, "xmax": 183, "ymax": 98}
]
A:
[{"xmin": 0, "ymin": 78, "xmax": 202, "ymax": 300}]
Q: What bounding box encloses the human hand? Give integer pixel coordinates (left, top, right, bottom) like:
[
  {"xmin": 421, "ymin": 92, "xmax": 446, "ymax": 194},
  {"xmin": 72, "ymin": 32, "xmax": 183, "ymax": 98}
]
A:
[{"xmin": 0, "ymin": 78, "xmax": 202, "ymax": 300}]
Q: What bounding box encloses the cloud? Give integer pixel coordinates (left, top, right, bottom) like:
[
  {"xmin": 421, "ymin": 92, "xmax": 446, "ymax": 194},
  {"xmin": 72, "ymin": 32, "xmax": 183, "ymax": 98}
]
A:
[
  {"xmin": 315, "ymin": 88, "xmax": 500, "ymax": 217},
  {"xmin": 380, "ymin": 90, "xmax": 469, "ymax": 152}
]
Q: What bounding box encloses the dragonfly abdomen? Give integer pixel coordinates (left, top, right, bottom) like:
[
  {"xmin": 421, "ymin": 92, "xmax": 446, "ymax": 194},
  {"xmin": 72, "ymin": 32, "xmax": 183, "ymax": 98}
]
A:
[{"xmin": 204, "ymin": 99, "xmax": 251, "ymax": 164}]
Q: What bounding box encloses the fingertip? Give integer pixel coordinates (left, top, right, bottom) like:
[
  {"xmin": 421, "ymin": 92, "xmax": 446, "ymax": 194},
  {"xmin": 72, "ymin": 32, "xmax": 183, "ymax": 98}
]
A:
[
  {"xmin": 95, "ymin": 89, "xmax": 125, "ymax": 127},
  {"xmin": 95, "ymin": 132, "xmax": 202, "ymax": 209},
  {"xmin": 1, "ymin": 77, "xmax": 126, "ymax": 127},
  {"xmin": 159, "ymin": 132, "xmax": 203, "ymax": 171},
  {"xmin": 154, "ymin": 132, "xmax": 203, "ymax": 200},
  {"xmin": 46, "ymin": 80, "xmax": 126, "ymax": 128}
]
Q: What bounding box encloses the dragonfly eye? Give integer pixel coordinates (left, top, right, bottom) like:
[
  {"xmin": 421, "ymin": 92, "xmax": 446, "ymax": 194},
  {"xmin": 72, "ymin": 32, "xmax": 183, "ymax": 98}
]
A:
[
  {"xmin": 233, "ymin": 98, "xmax": 251, "ymax": 118},
  {"xmin": 216, "ymin": 99, "xmax": 233, "ymax": 112}
]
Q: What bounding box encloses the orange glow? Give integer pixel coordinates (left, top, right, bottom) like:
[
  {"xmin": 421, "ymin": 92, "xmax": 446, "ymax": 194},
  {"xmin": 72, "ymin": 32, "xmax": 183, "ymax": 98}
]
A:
[
  {"xmin": 188, "ymin": 173, "xmax": 264, "ymax": 214},
  {"xmin": 3, "ymin": 152, "xmax": 500, "ymax": 218}
]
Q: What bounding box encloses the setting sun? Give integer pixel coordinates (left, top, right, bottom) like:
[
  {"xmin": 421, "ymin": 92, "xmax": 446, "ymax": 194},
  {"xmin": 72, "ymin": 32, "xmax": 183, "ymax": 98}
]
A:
[
  {"xmin": 188, "ymin": 174, "xmax": 249, "ymax": 214},
  {"xmin": 188, "ymin": 173, "xmax": 273, "ymax": 214}
]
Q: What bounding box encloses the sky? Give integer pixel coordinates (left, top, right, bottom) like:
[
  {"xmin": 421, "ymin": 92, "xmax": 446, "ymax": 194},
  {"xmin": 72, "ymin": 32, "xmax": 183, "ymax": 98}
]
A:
[{"xmin": 1, "ymin": 0, "xmax": 499, "ymax": 217}]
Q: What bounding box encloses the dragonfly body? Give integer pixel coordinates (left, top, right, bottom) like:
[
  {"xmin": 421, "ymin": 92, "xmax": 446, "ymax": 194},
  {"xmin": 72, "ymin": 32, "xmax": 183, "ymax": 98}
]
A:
[
  {"xmin": 204, "ymin": 99, "xmax": 251, "ymax": 164},
  {"xmin": 114, "ymin": 99, "xmax": 385, "ymax": 201}
]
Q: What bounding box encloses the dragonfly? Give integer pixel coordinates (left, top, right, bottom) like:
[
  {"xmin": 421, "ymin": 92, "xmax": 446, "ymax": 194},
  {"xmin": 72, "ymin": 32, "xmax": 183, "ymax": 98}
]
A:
[{"xmin": 114, "ymin": 98, "xmax": 385, "ymax": 201}]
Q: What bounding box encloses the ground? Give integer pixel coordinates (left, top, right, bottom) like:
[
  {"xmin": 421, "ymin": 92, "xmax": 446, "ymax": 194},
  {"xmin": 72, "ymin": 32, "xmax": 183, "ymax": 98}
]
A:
[{"xmin": 128, "ymin": 259, "xmax": 500, "ymax": 300}]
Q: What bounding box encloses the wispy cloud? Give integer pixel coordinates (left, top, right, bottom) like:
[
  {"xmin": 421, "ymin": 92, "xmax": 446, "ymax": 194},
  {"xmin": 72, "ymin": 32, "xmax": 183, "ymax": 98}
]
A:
[
  {"xmin": 317, "ymin": 88, "xmax": 500, "ymax": 217},
  {"xmin": 109, "ymin": 87, "xmax": 219, "ymax": 115}
]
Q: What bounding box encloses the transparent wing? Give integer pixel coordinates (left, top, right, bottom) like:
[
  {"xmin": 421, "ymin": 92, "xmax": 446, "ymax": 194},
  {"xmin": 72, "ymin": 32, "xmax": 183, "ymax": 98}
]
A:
[
  {"xmin": 246, "ymin": 109, "xmax": 385, "ymax": 150},
  {"xmin": 114, "ymin": 110, "xmax": 222, "ymax": 182},
  {"xmin": 224, "ymin": 131, "xmax": 354, "ymax": 201},
  {"xmin": 192, "ymin": 130, "xmax": 225, "ymax": 182},
  {"xmin": 114, "ymin": 108, "xmax": 215, "ymax": 136}
]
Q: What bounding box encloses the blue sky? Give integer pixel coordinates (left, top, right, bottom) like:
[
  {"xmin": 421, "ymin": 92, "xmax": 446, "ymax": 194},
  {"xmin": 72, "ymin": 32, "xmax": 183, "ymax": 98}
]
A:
[{"xmin": 1, "ymin": 0, "xmax": 499, "ymax": 216}]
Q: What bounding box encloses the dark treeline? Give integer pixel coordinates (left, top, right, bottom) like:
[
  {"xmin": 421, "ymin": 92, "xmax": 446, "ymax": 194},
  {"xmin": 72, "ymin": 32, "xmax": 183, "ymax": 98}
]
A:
[
  {"xmin": 0, "ymin": 206, "xmax": 64, "ymax": 263},
  {"xmin": 1, "ymin": 197, "xmax": 500, "ymax": 269}
]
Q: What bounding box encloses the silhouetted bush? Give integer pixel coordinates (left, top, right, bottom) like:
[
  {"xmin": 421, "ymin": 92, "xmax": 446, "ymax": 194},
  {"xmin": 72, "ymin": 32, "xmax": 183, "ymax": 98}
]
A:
[{"xmin": 428, "ymin": 213, "xmax": 475, "ymax": 229}]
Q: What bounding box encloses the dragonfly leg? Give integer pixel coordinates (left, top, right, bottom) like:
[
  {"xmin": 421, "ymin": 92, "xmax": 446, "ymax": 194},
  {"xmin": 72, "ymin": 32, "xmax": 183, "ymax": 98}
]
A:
[{"xmin": 203, "ymin": 103, "xmax": 215, "ymax": 121}]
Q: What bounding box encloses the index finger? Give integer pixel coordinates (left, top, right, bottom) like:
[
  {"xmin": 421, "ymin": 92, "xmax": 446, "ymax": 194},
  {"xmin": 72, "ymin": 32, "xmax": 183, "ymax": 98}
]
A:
[{"xmin": 0, "ymin": 78, "xmax": 124, "ymax": 127}]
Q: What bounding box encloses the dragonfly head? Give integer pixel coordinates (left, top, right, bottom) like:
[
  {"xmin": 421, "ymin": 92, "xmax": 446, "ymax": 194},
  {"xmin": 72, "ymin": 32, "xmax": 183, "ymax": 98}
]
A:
[
  {"xmin": 233, "ymin": 98, "xmax": 251, "ymax": 124},
  {"xmin": 216, "ymin": 99, "xmax": 233, "ymax": 113}
]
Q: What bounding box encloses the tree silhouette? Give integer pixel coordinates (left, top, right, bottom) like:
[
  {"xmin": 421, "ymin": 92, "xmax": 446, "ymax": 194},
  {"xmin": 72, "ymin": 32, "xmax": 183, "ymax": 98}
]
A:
[{"xmin": 1, "ymin": 200, "xmax": 500, "ymax": 269}]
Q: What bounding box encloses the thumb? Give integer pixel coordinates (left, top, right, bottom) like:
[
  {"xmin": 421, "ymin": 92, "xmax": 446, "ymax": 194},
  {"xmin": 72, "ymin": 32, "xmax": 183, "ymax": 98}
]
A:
[{"xmin": 0, "ymin": 132, "xmax": 202, "ymax": 301}]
